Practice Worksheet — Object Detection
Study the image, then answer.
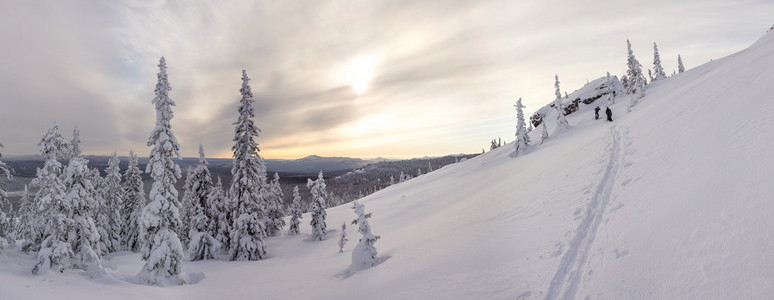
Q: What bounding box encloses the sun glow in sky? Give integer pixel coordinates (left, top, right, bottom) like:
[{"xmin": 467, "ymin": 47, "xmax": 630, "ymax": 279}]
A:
[
  {"xmin": 345, "ymin": 56, "xmax": 377, "ymax": 94},
  {"xmin": 0, "ymin": 1, "xmax": 772, "ymax": 159}
]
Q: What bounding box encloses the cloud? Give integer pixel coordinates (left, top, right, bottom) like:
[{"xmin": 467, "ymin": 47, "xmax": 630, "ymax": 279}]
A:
[{"xmin": 1, "ymin": 0, "xmax": 772, "ymax": 158}]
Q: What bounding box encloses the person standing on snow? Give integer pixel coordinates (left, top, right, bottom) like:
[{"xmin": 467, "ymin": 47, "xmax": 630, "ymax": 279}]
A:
[
  {"xmin": 594, "ymin": 106, "xmax": 601, "ymax": 120},
  {"xmin": 605, "ymin": 107, "xmax": 613, "ymax": 122}
]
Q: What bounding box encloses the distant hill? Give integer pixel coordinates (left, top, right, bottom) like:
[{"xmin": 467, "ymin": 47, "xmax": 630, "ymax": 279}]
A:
[
  {"xmin": 264, "ymin": 155, "xmax": 385, "ymax": 173},
  {"xmin": 2, "ymin": 154, "xmax": 385, "ymax": 178}
]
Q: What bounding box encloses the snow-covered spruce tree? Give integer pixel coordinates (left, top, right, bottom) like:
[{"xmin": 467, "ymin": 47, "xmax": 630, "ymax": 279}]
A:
[
  {"xmin": 188, "ymin": 223, "xmax": 220, "ymax": 261},
  {"xmin": 62, "ymin": 146, "xmax": 102, "ymax": 270},
  {"xmin": 65, "ymin": 126, "xmax": 81, "ymax": 161},
  {"xmin": 555, "ymin": 89, "xmax": 570, "ymax": 131},
  {"xmin": 287, "ymin": 185, "xmax": 303, "ymax": 235},
  {"xmin": 652, "ymin": 42, "xmax": 666, "ymax": 81},
  {"xmin": 541, "ymin": 121, "xmax": 549, "ymax": 144},
  {"xmin": 121, "ymin": 150, "xmax": 146, "ymax": 252},
  {"xmin": 620, "ymin": 75, "xmax": 629, "ymax": 92},
  {"xmin": 350, "ymin": 201, "xmax": 379, "ymax": 270},
  {"xmin": 97, "ymin": 151, "xmax": 122, "ymax": 254},
  {"xmin": 625, "ymin": 39, "xmax": 647, "ymax": 101},
  {"xmin": 138, "ymin": 57, "xmax": 186, "ymax": 285},
  {"xmin": 183, "ymin": 145, "xmax": 220, "ymax": 261},
  {"xmin": 678, "ymin": 54, "xmax": 685, "ymax": 73},
  {"xmin": 513, "ymin": 97, "xmax": 529, "ymax": 156},
  {"xmin": 15, "ymin": 185, "xmax": 32, "ymax": 243},
  {"xmin": 180, "ymin": 166, "xmax": 195, "ymax": 247},
  {"xmin": 0, "ymin": 139, "xmax": 14, "ymax": 248},
  {"xmin": 307, "ymin": 171, "xmax": 328, "ymax": 241},
  {"xmin": 209, "ymin": 177, "xmax": 230, "ymax": 247},
  {"xmin": 31, "ymin": 124, "xmax": 72, "ymax": 274},
  {"xmin": 427, "ymin": 161, "xmax": 433, "ymax": 172},
  {"xmin": 266, "ymin": 173, "xmax": 286, "ymax": 237},
  {"xmin": 338, "ymin": 223, "xmax": 347, "ymax": 252},
  {"xmin": 181, "ymin": 145, "xmax": 215, "ymax": 238},
  {"xmin": 228, "ymin": 70, "xmax": 267, "ymax": 261},
  {"xmin": 554, "ymin": 74, "xmax": 562, "ymax": 100}
]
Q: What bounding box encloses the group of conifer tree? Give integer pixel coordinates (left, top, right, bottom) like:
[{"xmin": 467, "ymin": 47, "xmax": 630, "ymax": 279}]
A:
[
  {"xmin": 0, "ymin": 57, "xmax": 340, "ymax": 285},
  {"xmin": 510, "ymin": 40, "xmax": 686, "ymax": 156}
]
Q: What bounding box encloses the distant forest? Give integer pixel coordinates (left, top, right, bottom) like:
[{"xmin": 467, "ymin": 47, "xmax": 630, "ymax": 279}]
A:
[{"xmin": 0, "ymin": 154, "xmax": 478, "ymax": 212}]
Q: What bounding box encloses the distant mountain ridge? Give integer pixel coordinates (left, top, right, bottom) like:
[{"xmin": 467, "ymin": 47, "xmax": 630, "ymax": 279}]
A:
[
  {"xmin": 3, "ymin": 154, "xmax": 388, "ymax": 176},
  {"xmin": 264, "ymin": 155, "xmax": 386, "ymax": 173}
]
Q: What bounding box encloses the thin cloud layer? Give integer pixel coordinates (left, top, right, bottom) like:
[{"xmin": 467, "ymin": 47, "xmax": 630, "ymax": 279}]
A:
[{"xmin": 0, "ymin": 0, "xmax": 772, "ymax": 158}]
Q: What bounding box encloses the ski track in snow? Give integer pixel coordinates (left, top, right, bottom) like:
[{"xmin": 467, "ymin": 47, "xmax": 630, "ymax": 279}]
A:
[{"xmin": 545, "ymin": 125, "xmax": 625, "ymax": 300}]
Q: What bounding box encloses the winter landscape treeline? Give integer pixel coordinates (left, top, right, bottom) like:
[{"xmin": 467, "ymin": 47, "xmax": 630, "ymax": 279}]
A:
[
  {"xmin": 506, "ymin": 39, "xmax": 683, "ymax": 157},
  {"xmin": 0, "ymin": 152, "xmax": 474, "ymax": 215},
  {"xmin": 0, "ymin": 57, "xmax": 472, "ymax": 285},
  {"xmin": 0, "ymin": 38, "xmax": 684, "ymax": 286}
]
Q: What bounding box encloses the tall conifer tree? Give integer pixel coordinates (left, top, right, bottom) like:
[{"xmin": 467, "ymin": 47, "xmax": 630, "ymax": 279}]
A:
[
  {"xmin": 307, "ymin": 171, "xmax": 328, "ymax": 241},
  {"xmin": 513, "ymin": 98, "xmax": 529, "ymax": 156},
  {"xmin": 287, "ymin": 186, "xmax": 303, "ymax": 235},
  {"xmin": 266, "ymin": 173, "xmax": 286, "ymax": 237},
  {"xmin": 625, "ymin": 39, "xmax": 647, "ymax": 105},
  {"xmin": 228, "ymin": 70, "xmax": 267, "ymax": 261},
  {"xmin": 652, "ymin": 42, "xmax": 667, "ymax": 81},
  {"xmin": 97, "ymin": 151, "xmax": 122, "ymax": 254},
  {"xmin": 62, "ymin": 139, "xmax": 102, "ymax": 270},
  {"xmin": 184, "ymin": 145, "xmax": 220, "ymax": 260},
  {"xmin": 137, "ymin": 57, "xmax": 185, "ymax": 285},
  {"xmin": 31, "ymin": 124, "xmax": 72, "ymax": 274},
  {"xmin": 121, "ymin": 151, "xmax": 146, "ymax": 252},
  {"xmin": 0, "ymin": 139, "xmax": 13, "ymax": 247}
]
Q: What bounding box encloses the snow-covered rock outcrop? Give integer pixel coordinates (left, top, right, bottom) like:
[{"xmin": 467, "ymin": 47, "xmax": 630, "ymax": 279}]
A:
[{"xmin": 530, "ymin": 76, "xmax": 624, "ymax": 127}]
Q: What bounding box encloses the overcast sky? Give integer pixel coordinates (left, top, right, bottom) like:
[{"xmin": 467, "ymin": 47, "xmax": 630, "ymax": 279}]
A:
[{"xmin": 0, "ymin": 0, "xmax": 771, "ymax": 159}]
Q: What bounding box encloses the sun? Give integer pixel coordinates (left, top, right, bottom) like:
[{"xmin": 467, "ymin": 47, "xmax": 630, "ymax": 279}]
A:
[{"xmin": 345, "ymin": 56, "xmax": 376, "ymax": 94}]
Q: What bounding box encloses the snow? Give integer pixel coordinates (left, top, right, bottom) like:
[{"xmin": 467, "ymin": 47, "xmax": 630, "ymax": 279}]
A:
[{"xmin": 3, "ymin": 30, "xmax": 774, "ymax": 299}]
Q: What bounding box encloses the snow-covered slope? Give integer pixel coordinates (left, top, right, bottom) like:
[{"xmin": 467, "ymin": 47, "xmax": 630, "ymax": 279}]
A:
[{"xmin": 3, "ymin": 31, "xmax": 774, "ymax": 299}]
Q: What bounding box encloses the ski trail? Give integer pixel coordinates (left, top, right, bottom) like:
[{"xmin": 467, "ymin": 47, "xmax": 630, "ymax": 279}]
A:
[{"xmin": 545, "ymin": 125, "xmax": 624, "ymax": 300}]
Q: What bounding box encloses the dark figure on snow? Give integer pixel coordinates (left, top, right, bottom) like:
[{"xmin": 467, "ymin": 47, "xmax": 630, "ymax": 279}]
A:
[
  {"xmin": 605, "ymin": 107, "xmax": 613, "ymax": 122},
  {"xmin": 594, "ymin": 106, "xmax": 601, "ymax": 120}
]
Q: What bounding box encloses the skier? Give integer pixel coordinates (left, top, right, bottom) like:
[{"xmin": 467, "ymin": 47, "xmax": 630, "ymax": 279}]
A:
[
  {"xmin": 605, "ymin": 107, "xmax": 613, "ymax": 122},
  {"xmin": 594, "ymin": 106, "xmax": 601, "ymax": 120}
]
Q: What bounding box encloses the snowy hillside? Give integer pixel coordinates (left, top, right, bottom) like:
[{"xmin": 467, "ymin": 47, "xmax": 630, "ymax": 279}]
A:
[{"xmin": 3, "ymin": 31, "xmax": 774, "ymax": 299}]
